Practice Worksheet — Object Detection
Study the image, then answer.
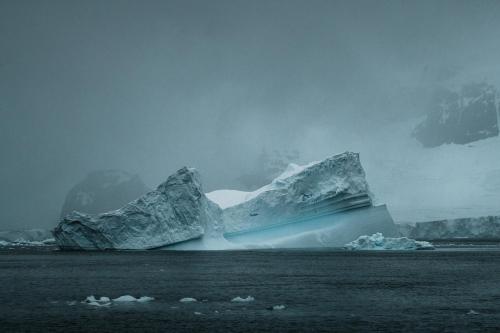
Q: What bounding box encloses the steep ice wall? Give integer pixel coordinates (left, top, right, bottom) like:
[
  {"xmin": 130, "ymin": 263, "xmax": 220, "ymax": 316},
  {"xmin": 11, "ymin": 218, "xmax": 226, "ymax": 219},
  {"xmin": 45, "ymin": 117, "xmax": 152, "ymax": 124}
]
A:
[
  {"xmin": 54, "ymin": 167, "xmax": 222, "ymax": 250},
  {"xmin": 401, "ymin": 216, "xmax": 500, "ymax": 240}
]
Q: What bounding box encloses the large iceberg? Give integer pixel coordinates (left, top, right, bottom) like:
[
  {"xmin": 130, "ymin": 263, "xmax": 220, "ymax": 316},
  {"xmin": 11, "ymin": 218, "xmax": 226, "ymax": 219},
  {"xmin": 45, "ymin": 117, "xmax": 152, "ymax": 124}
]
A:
[
  {"xmin": 54, "ymin": 152, "xmax": 396, "ymax": 250},
  {"xmin": 344, "ymin": 233, "xmax": 434, "ymax": 250},
  {"xmin": 207, "ymin": 152, "xmax": 397, "ymax": 248},
  {"xmin": 54, "ymin": 167, "xmax": 222, "ymax": 250},
  {"xmin": 398, "ymin": 215, "xmax": 500, "ymax": 240}
]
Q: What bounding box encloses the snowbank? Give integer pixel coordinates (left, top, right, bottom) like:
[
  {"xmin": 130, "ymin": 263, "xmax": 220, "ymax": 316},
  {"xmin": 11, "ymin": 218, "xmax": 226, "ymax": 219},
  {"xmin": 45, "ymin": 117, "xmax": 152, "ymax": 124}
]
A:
[{"xmin": 344, "ymin": 233, "xmax": 434, "ymax": 250}]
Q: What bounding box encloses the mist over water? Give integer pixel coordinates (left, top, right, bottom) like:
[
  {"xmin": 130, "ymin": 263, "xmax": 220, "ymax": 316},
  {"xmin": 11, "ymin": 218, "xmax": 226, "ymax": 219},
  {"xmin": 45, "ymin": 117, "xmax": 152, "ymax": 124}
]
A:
[{"xmin": 2, "ymin": 0, "xmax": 500, "ymax": 229}]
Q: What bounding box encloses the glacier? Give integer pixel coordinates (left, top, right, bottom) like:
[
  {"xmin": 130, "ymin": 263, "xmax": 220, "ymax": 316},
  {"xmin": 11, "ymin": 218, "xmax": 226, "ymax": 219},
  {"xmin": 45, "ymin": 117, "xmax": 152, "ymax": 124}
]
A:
[
  {"xmin": 398, "ymin": 215, "xmax": 500, "ymax": 240},
  {"xmin": 54, "ymin": 167, "xmax": 222, "ymax": 250},
  {"xmin": 54, "ymin": 152, "xmax": 397, "ymax": 250},
  {"xmin": 344, "ymin": 233, "xmax": 434, "ymax": 250}
]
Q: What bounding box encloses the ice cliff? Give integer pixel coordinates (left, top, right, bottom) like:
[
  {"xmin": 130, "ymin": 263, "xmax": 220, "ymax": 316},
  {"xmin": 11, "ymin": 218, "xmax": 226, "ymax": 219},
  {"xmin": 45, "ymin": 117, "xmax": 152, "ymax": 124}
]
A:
[
  {"xmin": 54, "ymin": 167, "xmax": 222, "ymax": 250},
  {"xmin": 398, "ymin": 215, "xmax": 500, "ymax": 240}
]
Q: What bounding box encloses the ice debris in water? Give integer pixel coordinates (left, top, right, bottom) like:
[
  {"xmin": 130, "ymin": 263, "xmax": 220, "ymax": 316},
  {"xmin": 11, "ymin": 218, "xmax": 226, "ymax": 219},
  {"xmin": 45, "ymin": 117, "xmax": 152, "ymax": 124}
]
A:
[
  {"xmin": 83, "ymin": 295, "xmax": 153, "ymax": 306},
  {"xmin": 113, "ymin": 295, "xmax": 154, "ymax": 302},
  {"xmin": 179, "ymin": 297, "xmax": 197, "ymax": 303},
  {"xmin": 272, "ymin": 305, "xmax": 286, "ymax": 310},
  {"xmin": 344, "ymin": 233, "xmax": 434, "ymax": 250},
  {"xmin": 83, "ymin": 296, "xmax": 111, "ymax": 307},
  {"xmin": 231, "ymin": 296, "xmax": 255, "ymax": 302},
  {"xmin": 467, "ymin": 310, "xmax": 480, "ymax": 315}
]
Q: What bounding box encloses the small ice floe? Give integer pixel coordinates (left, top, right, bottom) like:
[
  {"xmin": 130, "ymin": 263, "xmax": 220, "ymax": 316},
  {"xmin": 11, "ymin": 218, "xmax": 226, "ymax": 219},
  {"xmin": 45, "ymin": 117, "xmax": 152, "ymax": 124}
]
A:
[
  {"xmin": 83, "ymin": 295, "xmax": 153, "ymax": 307},
  {"xmin": 83, "ymin": 296, "xmax": 111, "ymax": 307},
  {"xmin": 194, "ymin": 312, "xmax": 203, "ymax": 315},
  {"xmin": 66, "ymin": 301, "xmax": 77, "ymax": 306},
  {"xmin": 180, "ymin": 297, "xmax": 197, "ymax": 303},
  {"xmin": 231, "ymin": 296, "xmax": 255, "ymax": 302},
  {"xmin": 113, "ymin": 295, "xmax": 154, "ymax": 302},
  {"xmin": 344, "ymin": 233, "xmax": 434, "ymax": 251},
  {"xmin": 271, "ymin": 305, "xmax": 286, "ymax": 310},
  {"xmin": 467, "ymin": 310, "xmax": 480, "ymax": 315}
]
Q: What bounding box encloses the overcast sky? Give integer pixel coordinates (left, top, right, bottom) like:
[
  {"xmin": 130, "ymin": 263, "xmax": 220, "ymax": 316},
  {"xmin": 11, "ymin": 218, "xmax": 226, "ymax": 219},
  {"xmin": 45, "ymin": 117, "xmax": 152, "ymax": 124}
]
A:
[{"xmin": 2, "ymin": 0, "xmax": 500, "ymax": 230}]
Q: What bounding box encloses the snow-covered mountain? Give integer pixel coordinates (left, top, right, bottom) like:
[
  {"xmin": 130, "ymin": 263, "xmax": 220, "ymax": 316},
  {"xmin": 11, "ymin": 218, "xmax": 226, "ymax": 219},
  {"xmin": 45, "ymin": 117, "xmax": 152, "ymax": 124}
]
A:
[{"xmin": 413, "ymin": 82, "xmax": 499, "ymax": 147}]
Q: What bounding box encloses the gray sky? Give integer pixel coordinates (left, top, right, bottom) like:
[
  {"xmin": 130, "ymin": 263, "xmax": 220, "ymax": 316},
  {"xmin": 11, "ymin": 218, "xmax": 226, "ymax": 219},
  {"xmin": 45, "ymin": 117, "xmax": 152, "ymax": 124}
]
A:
[{"xmin": 1, "ymin": 0, "xmax": 500, "ymax": 230}]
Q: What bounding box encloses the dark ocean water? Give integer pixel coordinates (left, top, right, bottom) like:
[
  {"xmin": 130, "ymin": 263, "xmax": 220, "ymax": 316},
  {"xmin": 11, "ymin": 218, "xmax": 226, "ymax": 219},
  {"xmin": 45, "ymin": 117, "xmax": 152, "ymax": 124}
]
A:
[{"xmin": 1, "ymin": 246, "xmax": 500, "ymax": 332}]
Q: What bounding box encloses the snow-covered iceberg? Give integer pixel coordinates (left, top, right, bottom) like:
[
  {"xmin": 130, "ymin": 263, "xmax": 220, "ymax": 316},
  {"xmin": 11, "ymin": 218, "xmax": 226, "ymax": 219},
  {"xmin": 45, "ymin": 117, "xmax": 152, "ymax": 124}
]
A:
[
  {"xmin": 399, "ymin": 215, "xmax": 500, "ymax": 240},
  {"xmin": 206, "ymin": 152, "xmax": 397, "ymax": 248},
  {"xmin": 54, "ymin": 167, "xmax": 222, "ymax": 250},
  {"xmin": 345, "ymin": 233, "xmax": 434, "ymax": 250}
]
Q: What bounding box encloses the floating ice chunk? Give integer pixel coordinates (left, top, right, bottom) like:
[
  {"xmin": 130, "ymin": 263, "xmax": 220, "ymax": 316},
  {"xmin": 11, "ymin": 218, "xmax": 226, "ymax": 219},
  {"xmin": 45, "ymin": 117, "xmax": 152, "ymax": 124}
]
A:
[
  {"xmin": 83, "ymin": 295, "xmax": 111, "ymax": 307},
  {"xmin": 137, "ymin": 296, "xmax": 154, "ymax": 302},
  {"xmin": 231, "ymin": 296, "xmax": 255, "ymax": 302},
  {"xmin": 467, "ymin": 310, "xmax": 480, "ymax": 315},
  {"xmin": 112, "ymin": 295, "xmax": 154, "ymax": 302},
  {"xmin": 113, "ymin": 295, "xmax": 137, "ymax": 302},
  {"xmin": 272, "ymin": 305, "xmax": 286, "ymax": 310},
  {"xmin": 180, "ymin": 297, "xmax": 197, "ymax": 303},
  {"xmin": 194, "ymin": 312, "xmax": 203, "ymax": 315},
  {"xmin": 344, "ymin": 233, "xmax": 434, "ymax": 250}
]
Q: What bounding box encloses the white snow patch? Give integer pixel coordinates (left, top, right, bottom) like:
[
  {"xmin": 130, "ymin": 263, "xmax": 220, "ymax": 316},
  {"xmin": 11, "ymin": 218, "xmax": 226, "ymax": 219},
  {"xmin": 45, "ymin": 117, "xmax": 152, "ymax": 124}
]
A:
[
  {"xmin": 231, "ymin": 296, "xmax": 255, "ymax": 302},
  {"xmin": 179, "ymin": 297, "xmax": 197, "ymax": 303},
  {"xmin": 206, "ymin": 161, "xmax": 319, "ymax": 209},
  {"xmin": 344, "ymin": 233, "xmax": 434, "ymax": 250}
]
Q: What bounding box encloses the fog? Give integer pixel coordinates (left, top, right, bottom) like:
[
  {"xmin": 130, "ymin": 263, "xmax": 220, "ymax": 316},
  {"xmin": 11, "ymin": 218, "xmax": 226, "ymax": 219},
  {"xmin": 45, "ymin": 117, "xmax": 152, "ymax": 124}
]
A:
[{"xmin": 2, "ymin": 0, "xmax": 500, "ymax": 230}]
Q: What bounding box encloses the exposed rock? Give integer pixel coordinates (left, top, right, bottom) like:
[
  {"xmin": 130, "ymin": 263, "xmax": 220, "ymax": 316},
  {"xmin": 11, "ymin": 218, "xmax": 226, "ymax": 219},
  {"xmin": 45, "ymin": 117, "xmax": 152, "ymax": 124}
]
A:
[
  {"xmin": 60, "ymin": 170, "xmax": 150, "ymax": 218},
  {"xmin": 413, "ymin": 82, "xmax": 499, "ymax": 147},
  {"xmin": 54, "ymin": 167, "xmax": 222, "ymax": 250}
]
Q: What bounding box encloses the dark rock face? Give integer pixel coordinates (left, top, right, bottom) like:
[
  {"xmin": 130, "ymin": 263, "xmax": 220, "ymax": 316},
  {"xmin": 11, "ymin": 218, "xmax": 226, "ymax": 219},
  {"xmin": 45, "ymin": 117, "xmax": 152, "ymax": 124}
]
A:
[
  {"xmin": 54, "ymin": 168, "xmax": 222, "ymax": 250},
  {"xmin": 60, "ymin": 170, "xmax": 150, "ymax": 218},
  {"xmin": 413, "ymin": 83, "xmax": 499, "ymax": 147}
]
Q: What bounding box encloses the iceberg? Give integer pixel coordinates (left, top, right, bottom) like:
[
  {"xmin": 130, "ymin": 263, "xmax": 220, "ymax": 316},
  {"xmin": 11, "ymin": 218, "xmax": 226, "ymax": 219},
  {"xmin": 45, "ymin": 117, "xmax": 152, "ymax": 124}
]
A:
[
  {"xmin": 54, "ymin": 152, "xmax": 396, "ymax": 250},
  {"xmin": 344, "ymin": 233, "xmax": 434, "ymax": 250},
  {"xmin": 209, "ymin": 152, "xmax": 397, "ymax": 248},
  {"xmin": 54, "ymin": 167, "xmax": 222, "ymax": 250}
]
